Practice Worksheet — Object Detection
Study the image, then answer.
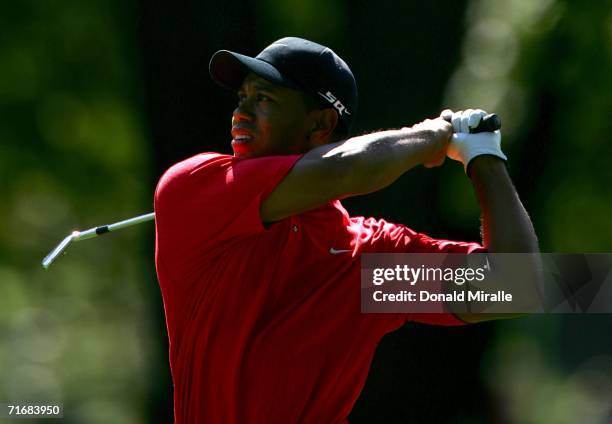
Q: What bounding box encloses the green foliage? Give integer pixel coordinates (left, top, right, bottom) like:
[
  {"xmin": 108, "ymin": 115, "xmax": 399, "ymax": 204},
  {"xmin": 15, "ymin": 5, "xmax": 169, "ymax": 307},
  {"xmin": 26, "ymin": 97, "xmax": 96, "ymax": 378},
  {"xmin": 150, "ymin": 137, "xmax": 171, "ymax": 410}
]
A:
[
  {"xmin": 0, "ymin": 1, "xmax": 152, "ymax": 421},
  {"xmin": 442, "ymin": 0, "xmax": 612, "ymax": 251},
  {"xmin": 449, "ymin": 1, "xmax": 612, "ymax": 422},
  {"xmin": 517, "ymin": 0, "xmax": 612, "ymax": 251}
]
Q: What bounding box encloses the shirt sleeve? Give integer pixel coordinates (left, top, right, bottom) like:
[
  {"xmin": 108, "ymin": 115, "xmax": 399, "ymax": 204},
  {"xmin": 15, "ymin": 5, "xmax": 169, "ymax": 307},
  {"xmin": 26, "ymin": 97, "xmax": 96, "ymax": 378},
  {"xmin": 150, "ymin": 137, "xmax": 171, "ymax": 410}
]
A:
[
  {"xmin": 351, "ymin": 217, "xmax": 485, "ymax": 327},
  {"xmin": 351, "ymin": 216, "xmax": 486, "ymax": 254},
  {"xmin": 155, "ymin": 153, "xmax": 302, "ymax": 254},
  {"xmin": 400, "ymin": 223, "xmax": 487, "ymax": 326}
]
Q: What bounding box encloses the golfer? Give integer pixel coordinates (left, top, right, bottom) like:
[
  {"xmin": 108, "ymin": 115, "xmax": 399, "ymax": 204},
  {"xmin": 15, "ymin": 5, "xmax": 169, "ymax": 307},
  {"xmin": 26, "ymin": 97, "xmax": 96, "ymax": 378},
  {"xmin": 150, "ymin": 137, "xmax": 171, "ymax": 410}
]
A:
[{"xmin": 154, "ymin": 37, "xmax": 538, "ymax": 423}]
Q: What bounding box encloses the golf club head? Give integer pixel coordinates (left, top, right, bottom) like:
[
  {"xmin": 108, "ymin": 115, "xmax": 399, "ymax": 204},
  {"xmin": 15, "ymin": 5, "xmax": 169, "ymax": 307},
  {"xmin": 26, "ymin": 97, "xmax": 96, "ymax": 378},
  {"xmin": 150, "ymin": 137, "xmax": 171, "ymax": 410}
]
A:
[{"xmin": 41, "ymin": 232, "xmax": 77, "ymax": 269}]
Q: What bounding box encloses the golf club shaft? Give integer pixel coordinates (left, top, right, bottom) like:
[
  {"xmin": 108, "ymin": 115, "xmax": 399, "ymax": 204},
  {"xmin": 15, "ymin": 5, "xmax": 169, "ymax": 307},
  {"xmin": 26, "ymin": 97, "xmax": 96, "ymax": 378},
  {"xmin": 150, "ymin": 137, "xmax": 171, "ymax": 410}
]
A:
[
  {"xmin": 73, "ymin": 212, "xmax": 155, "ymax": 241},
  {"xmin": 42, "ymin": 212, "xmax": 155, "ymax": 269}
]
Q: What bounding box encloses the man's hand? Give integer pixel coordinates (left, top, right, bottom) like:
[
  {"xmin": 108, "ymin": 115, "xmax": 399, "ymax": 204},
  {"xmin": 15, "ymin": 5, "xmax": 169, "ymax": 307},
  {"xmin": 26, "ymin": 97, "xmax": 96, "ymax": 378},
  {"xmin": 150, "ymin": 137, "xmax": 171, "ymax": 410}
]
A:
[
  {"xmin": 441, "ymin": 109, "xmax": 507, "ymax": 174},
  {"xmin": 409, "ymin": 117, "xmax": 453, "ymax": 168}
]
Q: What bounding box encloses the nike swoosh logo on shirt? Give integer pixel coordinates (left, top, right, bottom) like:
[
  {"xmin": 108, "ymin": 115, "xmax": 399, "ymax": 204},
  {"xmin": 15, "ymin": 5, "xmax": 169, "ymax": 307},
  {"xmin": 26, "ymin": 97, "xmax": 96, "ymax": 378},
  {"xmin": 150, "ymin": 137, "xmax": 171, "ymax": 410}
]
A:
[{"xmin": 329, "ymin": 247, "xmax": 352, "ymax": 255}]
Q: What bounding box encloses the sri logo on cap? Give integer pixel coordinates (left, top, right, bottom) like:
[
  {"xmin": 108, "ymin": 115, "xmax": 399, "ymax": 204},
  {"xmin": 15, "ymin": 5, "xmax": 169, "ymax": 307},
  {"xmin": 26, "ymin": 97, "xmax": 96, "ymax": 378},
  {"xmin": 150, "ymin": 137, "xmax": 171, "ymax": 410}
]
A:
[{"xmin": 318, "ymin": 91, "xmax": 351, "ymax": 116}]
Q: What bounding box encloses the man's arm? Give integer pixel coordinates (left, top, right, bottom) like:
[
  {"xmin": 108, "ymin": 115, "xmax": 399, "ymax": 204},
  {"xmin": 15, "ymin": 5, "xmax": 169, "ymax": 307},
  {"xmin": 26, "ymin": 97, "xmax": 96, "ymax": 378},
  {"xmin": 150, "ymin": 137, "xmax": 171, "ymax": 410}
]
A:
[
  {"xmin": 470, "ymin": 156, "xmax": 538, "ymax": 253},
  {"xmin": 261, "ymin": 118, "xmax": 451, "ymax": 223},
  {"xmin": 455, "ymin": 155, "xmax": 540, "ymax": 323}
]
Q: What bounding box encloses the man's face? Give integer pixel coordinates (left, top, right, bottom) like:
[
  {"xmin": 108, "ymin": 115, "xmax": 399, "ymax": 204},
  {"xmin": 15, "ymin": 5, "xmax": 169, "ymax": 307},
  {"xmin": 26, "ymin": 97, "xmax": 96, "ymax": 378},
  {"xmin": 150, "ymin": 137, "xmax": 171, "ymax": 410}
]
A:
[{"xmin": 231, "ymin": 73, "xmax": 314, "ymax": 158}]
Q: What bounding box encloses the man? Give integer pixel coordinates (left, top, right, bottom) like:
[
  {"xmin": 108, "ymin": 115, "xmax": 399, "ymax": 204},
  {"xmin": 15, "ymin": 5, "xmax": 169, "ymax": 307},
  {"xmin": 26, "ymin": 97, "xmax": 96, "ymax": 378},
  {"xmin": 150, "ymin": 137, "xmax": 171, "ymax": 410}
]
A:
[{"xmin": 154, "ymin": 37, "xmax": 538, "ymax": 423}]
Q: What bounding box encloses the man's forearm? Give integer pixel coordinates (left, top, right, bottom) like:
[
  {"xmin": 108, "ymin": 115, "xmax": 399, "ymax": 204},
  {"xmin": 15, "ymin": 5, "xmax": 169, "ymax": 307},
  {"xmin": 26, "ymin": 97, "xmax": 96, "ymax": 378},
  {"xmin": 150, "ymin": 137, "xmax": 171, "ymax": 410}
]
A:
[
  {"xmin": 260, "ymin": 119, "xmax": 451, "ymax": 223},
  {"xmin": 324, "ymin": 121, "xmax": 450, "ymax": 196},
  {"xmin": 456, "ymin": 155, "xmax": 539, "ymax": 323},
  {"xmin": 469, "ymin": 156, "xmax": 539, "ymax": 252}
]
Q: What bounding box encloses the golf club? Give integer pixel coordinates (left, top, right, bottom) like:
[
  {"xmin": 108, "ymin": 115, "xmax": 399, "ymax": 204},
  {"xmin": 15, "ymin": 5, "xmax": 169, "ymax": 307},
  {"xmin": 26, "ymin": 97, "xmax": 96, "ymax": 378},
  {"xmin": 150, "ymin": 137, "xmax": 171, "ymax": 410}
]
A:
[{"xmin": 41, "ymin": 212, "xmax": 155, "ymax": 269}]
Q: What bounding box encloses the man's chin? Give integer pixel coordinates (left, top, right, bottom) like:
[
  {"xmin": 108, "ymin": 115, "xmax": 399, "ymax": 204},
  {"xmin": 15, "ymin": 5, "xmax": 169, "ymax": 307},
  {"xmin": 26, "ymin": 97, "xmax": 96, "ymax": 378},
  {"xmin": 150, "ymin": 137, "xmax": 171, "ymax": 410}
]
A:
[
  {"xmin": 232, "ymin": 148, "xmax": 263, "ymax": 159},
  {"xmin": 231, "ymin": 139, "xmax": 255, "ymax": 158}
]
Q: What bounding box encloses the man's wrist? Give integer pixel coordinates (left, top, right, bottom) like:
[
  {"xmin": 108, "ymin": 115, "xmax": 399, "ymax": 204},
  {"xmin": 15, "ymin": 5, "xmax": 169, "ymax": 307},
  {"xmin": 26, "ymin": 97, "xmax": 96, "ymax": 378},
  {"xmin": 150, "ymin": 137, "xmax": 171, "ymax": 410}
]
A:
[{"xmin": 467, "ymin": 155, "xmax": 507, "ymax": 179}]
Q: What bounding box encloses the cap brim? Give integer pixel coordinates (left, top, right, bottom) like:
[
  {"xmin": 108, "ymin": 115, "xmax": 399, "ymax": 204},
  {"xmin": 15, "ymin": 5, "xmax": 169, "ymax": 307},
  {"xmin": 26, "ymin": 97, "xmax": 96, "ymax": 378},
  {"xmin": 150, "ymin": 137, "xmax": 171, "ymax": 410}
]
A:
[{"xmin": 209, "ymin": 50, "xmax": 300, "ymax": 91}]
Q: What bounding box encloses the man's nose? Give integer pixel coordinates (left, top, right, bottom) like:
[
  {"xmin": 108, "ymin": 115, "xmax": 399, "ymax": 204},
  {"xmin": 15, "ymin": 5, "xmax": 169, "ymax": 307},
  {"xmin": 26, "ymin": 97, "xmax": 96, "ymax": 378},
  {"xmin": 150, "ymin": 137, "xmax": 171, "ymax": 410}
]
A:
[{"xmin": 233, "ymin": 101, "xmax": 254, "ymax": 123}]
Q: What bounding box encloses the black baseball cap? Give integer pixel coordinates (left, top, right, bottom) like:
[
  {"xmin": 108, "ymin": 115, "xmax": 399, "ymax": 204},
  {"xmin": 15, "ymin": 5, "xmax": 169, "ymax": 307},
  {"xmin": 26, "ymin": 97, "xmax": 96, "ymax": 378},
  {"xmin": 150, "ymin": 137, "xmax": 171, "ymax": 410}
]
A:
[{"xmin": 209, "ymin": 37, "xmax": 358, "ymax": 133}]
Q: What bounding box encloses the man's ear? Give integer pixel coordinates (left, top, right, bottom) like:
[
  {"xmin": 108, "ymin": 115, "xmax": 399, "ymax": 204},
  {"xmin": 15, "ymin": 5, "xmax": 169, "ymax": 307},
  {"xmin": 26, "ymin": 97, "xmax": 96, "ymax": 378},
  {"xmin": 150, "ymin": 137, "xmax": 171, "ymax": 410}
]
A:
[{"xmin": 309, "ymin": 108, "xmax": 339, "ymax": 146}]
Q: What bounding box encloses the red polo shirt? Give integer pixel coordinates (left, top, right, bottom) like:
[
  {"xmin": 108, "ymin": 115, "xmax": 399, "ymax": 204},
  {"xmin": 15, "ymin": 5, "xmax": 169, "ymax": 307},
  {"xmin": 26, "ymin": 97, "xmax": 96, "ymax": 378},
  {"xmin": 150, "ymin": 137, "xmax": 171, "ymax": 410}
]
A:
[{"xmin": 154, "ymin": 153, "xmax": 484, "ymax": 423}]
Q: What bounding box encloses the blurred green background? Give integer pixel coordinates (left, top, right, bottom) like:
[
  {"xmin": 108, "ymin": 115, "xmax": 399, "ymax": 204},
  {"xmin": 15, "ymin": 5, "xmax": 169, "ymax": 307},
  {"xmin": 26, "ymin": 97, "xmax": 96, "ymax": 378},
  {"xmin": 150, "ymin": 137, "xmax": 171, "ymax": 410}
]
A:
[{"xmin": 1, "ymin": 0, "xmax": 611, "ymax": 422}]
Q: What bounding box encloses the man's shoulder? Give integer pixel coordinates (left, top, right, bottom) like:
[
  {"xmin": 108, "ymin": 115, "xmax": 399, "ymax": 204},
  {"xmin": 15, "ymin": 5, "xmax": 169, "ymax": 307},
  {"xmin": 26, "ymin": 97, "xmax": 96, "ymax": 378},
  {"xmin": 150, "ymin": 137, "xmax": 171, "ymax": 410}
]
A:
[
  {"xmin": 154, "ymin": 152, "xmax": 228, "ymax": 201},
  {"xmin": 164, "ymin": 152, "xmax": 230, "ymax": 178}
]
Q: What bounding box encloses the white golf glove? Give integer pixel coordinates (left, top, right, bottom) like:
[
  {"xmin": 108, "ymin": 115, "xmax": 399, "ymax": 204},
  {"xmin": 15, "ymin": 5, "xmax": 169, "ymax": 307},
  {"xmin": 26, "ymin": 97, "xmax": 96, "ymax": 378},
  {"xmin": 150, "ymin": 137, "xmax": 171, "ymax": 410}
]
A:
[{"xmin": 444, "ymin": 109, "xmax": 507, "ymax": 174}]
